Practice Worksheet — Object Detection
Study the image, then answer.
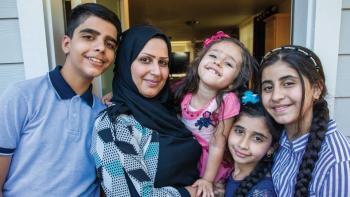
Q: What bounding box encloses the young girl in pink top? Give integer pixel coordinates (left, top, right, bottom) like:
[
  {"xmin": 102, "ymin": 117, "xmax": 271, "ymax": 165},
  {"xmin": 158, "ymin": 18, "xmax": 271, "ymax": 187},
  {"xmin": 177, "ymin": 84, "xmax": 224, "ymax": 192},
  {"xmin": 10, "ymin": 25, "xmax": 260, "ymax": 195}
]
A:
[{"xmin": 174, "ymin": 31, "xmax": 257, "ymax": 197}]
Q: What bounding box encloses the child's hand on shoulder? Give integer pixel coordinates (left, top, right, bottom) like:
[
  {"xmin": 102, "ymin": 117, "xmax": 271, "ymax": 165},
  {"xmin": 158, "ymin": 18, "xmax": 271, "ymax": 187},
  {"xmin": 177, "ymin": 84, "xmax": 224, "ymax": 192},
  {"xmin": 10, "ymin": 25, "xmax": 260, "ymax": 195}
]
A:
[
  {"xmin": 101, "ymin": 92, "xmax": 113, "ymax": 106},
  {"xmin": 192, "ymin": 178, "xmax": 214, "ymax": 197}
]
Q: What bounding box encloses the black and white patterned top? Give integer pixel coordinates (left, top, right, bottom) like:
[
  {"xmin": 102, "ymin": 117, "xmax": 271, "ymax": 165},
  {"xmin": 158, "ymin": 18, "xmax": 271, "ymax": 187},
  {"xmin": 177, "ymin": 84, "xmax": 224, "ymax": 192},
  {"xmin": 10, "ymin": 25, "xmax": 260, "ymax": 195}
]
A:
[{"xmin": 91, "ymin": 112, "xmax": 187, "ymax": 196}]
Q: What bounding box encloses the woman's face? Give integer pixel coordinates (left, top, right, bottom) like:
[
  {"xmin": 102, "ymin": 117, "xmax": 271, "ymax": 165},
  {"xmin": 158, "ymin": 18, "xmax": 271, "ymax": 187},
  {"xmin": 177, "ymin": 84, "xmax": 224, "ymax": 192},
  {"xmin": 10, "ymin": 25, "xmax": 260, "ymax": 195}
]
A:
[
  {"xmin": 131, "ymin": 38, "xmax": 169, "ymax": 98},
  {"xmin": 260, "ymin": 61, "xmax": 320, "ymax": 132}
]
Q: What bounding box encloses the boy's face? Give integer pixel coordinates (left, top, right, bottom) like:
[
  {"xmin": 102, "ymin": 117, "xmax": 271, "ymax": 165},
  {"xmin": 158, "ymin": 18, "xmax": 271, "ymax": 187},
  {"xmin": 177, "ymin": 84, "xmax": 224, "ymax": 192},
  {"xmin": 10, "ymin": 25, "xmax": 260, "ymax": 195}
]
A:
[{"xmin": 62, "ymin": 15, "xmax": 118, "ymax": 80}]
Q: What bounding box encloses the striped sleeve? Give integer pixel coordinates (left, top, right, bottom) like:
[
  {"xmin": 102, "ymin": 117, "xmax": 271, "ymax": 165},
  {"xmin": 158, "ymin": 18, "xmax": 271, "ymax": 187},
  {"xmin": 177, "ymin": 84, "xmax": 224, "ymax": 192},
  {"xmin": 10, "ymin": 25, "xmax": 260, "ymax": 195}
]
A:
[{"xmin": 321, "ymin": 161, "xmax": 350, "ymax": 196}]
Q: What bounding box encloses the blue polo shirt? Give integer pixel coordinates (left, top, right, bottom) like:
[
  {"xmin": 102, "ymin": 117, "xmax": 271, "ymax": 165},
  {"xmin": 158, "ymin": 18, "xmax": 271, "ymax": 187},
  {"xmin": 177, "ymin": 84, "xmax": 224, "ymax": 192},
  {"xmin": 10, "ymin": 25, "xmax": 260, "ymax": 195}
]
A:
[{"xmin": 0, "ymin": 66, "xmax": 105, "ymax": 196}]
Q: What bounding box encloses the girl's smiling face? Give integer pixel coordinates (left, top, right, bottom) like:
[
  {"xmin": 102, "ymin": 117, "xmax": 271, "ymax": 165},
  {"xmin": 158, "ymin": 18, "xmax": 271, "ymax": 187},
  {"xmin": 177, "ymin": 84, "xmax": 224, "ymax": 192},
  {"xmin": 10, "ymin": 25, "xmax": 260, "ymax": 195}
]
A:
[
  {"xmin": 260, "ymin": 61, "xmax": 321, "ymax": 137},
  {"xmin": 228, "ymin": 114, "xmax": 273, "ymax": 168},
  {"xmin": 197, "ymin": 41, "xmax": 242, "ymax": 91}
]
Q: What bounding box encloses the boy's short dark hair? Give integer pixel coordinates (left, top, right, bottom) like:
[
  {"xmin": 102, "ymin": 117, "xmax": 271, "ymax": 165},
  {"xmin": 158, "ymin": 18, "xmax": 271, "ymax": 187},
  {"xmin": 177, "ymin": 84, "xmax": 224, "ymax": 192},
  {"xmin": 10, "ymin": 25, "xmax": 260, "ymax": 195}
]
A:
[{"xmin": 66, "ymin": 3, "xmax": 122, "ymax": 43}]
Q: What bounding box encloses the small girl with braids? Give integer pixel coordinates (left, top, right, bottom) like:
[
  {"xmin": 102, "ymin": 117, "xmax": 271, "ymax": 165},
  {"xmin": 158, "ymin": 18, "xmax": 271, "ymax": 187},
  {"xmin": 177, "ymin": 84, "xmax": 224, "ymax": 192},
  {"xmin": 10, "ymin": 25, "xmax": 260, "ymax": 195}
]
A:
[
  {"xmin": 225, "ymin": 90, "xmax": 280, "ymax": 197},
  {"xmin": 259, "ymin": 45, "xmax": 350, "ymax": 196},
  {"xmin": 174, "ymin": 31, "xmax": 257, "ymax": 197}
]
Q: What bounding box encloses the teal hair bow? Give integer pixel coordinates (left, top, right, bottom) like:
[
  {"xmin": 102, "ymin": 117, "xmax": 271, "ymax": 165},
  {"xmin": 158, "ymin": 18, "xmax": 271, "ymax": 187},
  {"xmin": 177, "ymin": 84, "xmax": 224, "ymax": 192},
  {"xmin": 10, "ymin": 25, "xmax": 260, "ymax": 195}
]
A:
[{"xmin": 242, "ymin": 90, "xmax": 260, "ymax": 105}]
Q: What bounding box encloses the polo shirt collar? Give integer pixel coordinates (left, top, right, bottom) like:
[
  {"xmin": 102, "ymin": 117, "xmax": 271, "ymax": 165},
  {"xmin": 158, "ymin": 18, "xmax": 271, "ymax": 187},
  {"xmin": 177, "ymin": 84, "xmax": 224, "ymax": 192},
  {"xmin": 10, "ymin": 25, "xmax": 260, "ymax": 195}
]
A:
[{"xmin": 49, "ymin": 66, "xmax": 93, "ymax": 107}]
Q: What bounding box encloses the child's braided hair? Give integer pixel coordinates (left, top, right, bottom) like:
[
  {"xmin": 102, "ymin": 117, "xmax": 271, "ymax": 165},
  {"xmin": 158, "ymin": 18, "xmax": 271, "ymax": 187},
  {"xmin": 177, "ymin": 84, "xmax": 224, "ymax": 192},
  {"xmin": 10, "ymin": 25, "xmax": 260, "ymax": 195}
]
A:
[
  {"xmin": 233, "ymin": 91, "xmax": 281, "ymax": 196},
  {"xmin": 259, "ymin": 45, "xmax": 329, "ymax": 196}
]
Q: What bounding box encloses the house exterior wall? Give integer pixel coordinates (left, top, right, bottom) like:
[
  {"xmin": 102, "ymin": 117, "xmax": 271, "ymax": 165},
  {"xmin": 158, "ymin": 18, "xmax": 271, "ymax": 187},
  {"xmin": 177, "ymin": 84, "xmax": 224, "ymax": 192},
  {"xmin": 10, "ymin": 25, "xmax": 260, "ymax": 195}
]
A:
[
  {"xmin": 0, "ymin": 1, "xmax": 349, "ymax": 138},
  {"xmin": 293, "ymin": 0, "xmax": 350, "ymax": 137},
  {"xmin": 335, "ymin": 0, "xmax": 350, "ymax": 137},
  {"xmin": 0, "ymin": 0, "xmax": 25, "ymax": 93},
  {"xmin": 0, "ymin": 0, "xmax": 67, "ymax": 95}
]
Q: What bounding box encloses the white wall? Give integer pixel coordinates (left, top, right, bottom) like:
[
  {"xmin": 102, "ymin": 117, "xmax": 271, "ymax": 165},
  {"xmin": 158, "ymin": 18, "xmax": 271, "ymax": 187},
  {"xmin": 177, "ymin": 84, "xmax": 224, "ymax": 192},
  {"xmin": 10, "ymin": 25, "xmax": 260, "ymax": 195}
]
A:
[
  {"xmin": 43, "ymin": 0, "xmax": 66, "ymax": 69},
  {"xmin": 17, "ymin": 0, "xmax": 56, "ymax": 79},
  {"xmin": 292, "ymin": 0, "xmax": 342, "ymax": 112},
  {"xmin": 0, "ymin": 0, "xmax": 25, "ymax": 94},
  {"xmin": 335, "ymin": 0, "xmax": 350, "ymax": 136},
  {"xmin": 292, "ymin": 0, "xmax": 313, "ymax": 46},
  {"xmin": 313, "ymin": 0, "xmax": 342, "ymax": 119},
  {"xmin": 0, "ymin": 0, "xmax": 67, "ymax": 95},
  {"xmin": 293, "ymin": 0, "xmax": 349, "ymax": 137}
]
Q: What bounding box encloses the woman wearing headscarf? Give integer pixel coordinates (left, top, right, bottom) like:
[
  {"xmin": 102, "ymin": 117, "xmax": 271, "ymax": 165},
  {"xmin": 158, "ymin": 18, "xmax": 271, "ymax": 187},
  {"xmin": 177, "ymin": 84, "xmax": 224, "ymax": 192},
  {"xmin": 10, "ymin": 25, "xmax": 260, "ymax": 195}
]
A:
[{"xmin": 91, "ymin": 25, "xmax": 201, "ymax": 197}]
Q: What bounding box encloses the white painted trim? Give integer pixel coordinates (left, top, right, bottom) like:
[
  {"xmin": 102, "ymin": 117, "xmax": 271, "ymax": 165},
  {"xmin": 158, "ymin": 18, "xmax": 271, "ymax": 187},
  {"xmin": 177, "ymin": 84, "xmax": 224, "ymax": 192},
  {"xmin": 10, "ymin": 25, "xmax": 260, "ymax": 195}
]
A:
[
  {"xmin": 43, "ymin": 0, "xmax": 66, "ymax": 70},
  {"xmin": 305, "ymin": 0, "xmax": 316, "ymax": 48},
  {"xmin": 17, "ymin": 0, "xmax": 50, "ymax": 79},
  {"xmin": 293, "ymin": 0, "xmax": 342, "ymax": 117},
  {"xmin": 313, "ymin": 0, "xmax": 342, "ymax": 117},
  {"xmin": 292, "ymin": 0, "xmax": 316, "ymax": 48}
]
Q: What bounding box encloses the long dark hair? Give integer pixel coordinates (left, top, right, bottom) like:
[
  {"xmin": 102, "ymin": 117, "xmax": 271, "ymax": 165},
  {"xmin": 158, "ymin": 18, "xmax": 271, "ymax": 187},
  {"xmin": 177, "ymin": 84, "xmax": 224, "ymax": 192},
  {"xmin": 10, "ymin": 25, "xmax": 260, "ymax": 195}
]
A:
[
  {"xmin": 258, "ymin": 45, "xmax": 329, "ymax": 196},
  {"xmin": 233, "ymin": 92, "xmax": 281, "ymax": 196},
  {"xmin": 174, "ymin": 37, "xmax": 257, "ymax": 113}
]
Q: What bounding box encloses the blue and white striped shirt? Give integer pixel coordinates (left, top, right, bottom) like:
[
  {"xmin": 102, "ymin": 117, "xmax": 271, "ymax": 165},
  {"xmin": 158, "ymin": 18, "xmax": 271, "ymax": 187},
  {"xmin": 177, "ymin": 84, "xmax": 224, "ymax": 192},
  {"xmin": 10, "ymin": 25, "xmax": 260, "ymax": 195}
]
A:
[{"xmin": 272, "ymin": 120, "xmax": 350, "ymax": 196}]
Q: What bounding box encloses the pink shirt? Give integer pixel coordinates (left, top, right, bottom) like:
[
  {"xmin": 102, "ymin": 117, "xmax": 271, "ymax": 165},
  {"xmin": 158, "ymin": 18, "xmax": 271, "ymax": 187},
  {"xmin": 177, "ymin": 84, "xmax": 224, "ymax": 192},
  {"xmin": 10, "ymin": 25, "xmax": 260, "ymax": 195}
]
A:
[{"xmin": 181, "ymin": 92, "xmax": 240, "ymax": 142}]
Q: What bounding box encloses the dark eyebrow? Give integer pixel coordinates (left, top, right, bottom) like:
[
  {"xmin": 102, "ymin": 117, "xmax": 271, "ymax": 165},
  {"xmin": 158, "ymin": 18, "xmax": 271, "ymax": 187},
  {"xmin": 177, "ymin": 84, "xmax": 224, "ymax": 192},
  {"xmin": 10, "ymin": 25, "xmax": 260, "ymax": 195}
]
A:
[
  {"xmin": 210, "ymin": 49, "xmax": 238, "ymax": 63},
  {"xmin": 280, "ymin": 75, "xmax": 298, "ymax": 81},
  {"xmin": 140, "ymin": 52, "xmax": 169, "ymax": 59},
  {"xmin": 261, "ymin": 75, "xmax": 298, "ymax": 85},
  {"xmin": 80, "ymin": 28, "xmax": 100, "ymax": 35},
  {"xmin": 80, "ymin": 28, "xmax": 117, "ymax": 45},
  {"xmin": 252, "ymin": 131, "xmax": 268, "ymax": 139},
  {"xmin": 261, "ymin": 80, "xmax": 272, "ymax": 86},
  {"xmin": 234, "ymin": 125, "xmax": 245, "ymax": 130}
]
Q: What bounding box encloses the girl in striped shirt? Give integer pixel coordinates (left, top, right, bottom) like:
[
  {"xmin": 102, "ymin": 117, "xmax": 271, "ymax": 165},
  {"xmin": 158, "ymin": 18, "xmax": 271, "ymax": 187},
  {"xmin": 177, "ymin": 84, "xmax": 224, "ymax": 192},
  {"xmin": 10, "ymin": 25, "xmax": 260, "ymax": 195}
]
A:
[{"xmin": 258, "ymin": 45, "xmax": 350, "ymax": 196}]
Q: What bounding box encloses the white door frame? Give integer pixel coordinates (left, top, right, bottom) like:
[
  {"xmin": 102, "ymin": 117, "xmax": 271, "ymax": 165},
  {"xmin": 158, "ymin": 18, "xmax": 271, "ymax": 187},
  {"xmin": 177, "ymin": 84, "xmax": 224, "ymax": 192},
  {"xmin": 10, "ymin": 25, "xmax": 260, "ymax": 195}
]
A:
[{"xmin": 292, "ymin": 0, "xmax": 342, "ymax": 117}]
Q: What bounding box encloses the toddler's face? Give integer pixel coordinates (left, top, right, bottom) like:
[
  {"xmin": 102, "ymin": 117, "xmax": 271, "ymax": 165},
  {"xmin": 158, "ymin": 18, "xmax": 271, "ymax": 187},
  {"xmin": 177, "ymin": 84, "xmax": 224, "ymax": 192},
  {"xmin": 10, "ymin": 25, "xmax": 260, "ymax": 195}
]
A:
[
  {"xmin": 228, "ymin": 114, "xmax": 273, "ymax": 168},
  {"xmin": 197, "ymin": 41, "xmax": 242, "ymax": 90}
]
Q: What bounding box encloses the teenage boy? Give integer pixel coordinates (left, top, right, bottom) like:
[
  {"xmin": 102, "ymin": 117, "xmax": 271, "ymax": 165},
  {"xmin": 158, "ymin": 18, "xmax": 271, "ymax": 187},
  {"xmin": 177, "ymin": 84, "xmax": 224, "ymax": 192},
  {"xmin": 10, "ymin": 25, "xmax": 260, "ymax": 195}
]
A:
[{"xmin": 0, "ymin": 3, "xmax": 121, "ymax": 196}]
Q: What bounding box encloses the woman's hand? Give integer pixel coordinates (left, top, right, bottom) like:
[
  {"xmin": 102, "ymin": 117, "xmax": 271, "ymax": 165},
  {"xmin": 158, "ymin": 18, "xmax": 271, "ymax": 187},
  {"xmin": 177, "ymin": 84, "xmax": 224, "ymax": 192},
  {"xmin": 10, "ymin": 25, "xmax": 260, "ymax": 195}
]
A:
[
  {"xmin": 101, "ymin": 92, "xmax": 113, "ymax": 106},
  {"xmin": 192, "ymin": 178, "xmax": 214, "ymax": 197}
]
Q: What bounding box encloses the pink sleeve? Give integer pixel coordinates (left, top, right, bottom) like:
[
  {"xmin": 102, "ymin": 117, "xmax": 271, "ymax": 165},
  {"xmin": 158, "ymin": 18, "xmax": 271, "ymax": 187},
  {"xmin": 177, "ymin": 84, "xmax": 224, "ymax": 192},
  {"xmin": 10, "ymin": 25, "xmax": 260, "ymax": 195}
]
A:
[
  {"xmin": 217, "ymin": 92, "xmax": 240, "ymax": 120},
  {"xmin": 180, "ymin": 93, "xmax": 192, "ymax": 119}
]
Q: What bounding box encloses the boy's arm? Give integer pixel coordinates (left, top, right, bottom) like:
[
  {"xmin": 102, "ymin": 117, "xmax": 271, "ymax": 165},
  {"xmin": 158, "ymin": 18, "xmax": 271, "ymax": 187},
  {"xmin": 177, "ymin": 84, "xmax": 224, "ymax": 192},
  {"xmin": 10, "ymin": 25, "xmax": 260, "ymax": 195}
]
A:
[
  {"xmin": 0, "ymin": 156, "xmax": 11, "ymax": 196},
  {"xmin": 0, "ymin": 85, "xmax": 29, "ymax": 196}
]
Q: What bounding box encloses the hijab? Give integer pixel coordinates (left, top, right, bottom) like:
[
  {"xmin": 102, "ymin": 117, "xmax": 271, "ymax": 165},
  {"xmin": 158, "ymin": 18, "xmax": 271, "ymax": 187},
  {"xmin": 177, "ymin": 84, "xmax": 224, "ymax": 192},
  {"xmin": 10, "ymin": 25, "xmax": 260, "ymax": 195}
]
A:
[
  {"xmin": 105, "ymin": 26, "xmax": 201, "ymax": 188},
  {"xmin": 107, "ymin": 25, "xmax": 193, "ymax": 139}
]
